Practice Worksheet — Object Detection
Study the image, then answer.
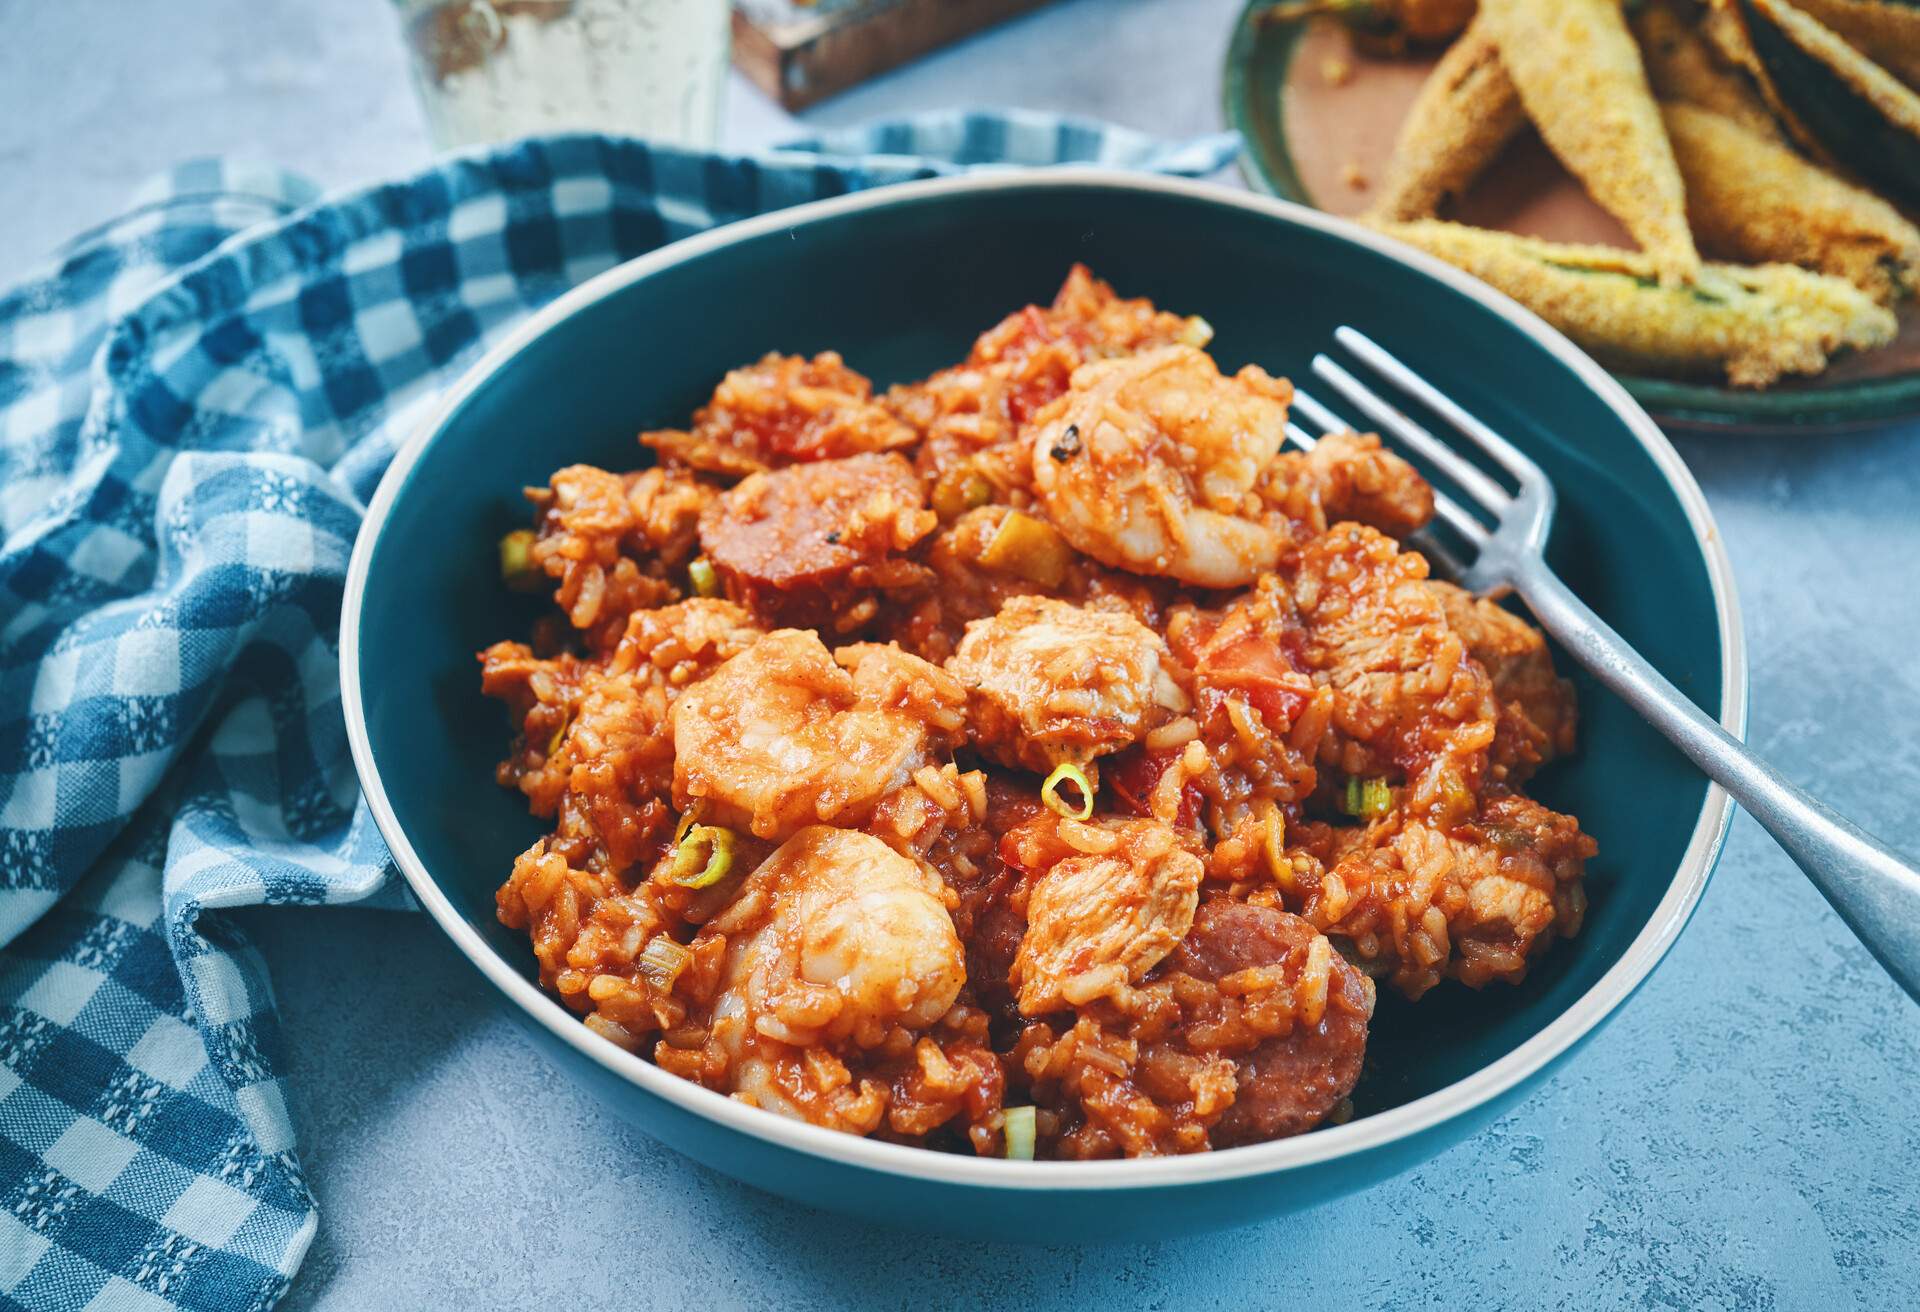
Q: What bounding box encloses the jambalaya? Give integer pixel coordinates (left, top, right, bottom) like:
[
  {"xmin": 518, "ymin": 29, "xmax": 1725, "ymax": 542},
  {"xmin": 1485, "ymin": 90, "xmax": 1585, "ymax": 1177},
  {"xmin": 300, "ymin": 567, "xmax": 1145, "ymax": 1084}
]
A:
[{"xmin": 481, "ymin": 266, "xmax": 1594, "ymax": 1160}]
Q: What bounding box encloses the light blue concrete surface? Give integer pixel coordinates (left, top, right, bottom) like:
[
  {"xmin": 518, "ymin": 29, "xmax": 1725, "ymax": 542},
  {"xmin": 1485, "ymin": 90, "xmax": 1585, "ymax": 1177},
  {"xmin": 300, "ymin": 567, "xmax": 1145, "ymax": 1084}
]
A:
[{"xmin": 7, "ymin": 1, "xmax": 1919, "ymax": 1308}]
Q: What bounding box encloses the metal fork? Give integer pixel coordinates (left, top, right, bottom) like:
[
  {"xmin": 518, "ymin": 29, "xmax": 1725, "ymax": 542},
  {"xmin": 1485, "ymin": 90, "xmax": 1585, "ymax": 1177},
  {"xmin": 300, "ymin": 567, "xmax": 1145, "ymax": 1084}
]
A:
[{"xmin": 1289, "ymin": 326, "xmax": 1920, "ymax": 1004}]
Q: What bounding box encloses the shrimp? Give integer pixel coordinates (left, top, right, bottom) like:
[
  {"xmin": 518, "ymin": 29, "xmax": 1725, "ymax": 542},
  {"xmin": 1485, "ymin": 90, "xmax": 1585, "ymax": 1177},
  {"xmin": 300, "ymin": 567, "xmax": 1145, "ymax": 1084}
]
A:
[
  {"xmin": 703, "ymin": 826, "xmax": 967, "ymax": 1133},
  {"xmin": 1028, "ymin": 346, "xmax": 1295, "ymax": 589},
  {"xmin": 670, "ymin": 629, "xmax": 967, "ymax": 842}
]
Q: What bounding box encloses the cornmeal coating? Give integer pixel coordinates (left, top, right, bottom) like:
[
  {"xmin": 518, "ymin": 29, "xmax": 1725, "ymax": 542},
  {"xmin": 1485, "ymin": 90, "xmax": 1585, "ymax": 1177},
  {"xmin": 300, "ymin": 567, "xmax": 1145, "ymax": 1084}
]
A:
[
  {"xmin": 1369, "ymin": 15, "xmax": 1527, "ymax": 221},
  {"xmin": 1370, "ymin": 219, "xmax": 1894, "ymax": 388},
  {"xmin": 1664, "ymin": 101, "xmax": 1920, "ymax": 306},
  {"xmin": 1480, "ymin": 0, "xmax": 1700, "ymax": 284}
]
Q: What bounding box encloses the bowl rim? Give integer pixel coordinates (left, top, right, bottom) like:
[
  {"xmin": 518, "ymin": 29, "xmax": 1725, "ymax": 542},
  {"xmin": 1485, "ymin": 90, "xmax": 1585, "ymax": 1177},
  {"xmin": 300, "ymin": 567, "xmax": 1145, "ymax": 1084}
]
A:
[{"xmin": 340, "ymin": 167, "xmax": 1748, "ymax": 1192}]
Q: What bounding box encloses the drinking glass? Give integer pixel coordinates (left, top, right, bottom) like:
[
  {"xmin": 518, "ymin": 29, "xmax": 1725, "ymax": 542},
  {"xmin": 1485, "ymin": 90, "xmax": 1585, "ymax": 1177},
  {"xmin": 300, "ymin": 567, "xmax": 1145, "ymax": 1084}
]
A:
[{"xmin": 396, "ymin": 0, "xmax": 730, "ymax": 151}]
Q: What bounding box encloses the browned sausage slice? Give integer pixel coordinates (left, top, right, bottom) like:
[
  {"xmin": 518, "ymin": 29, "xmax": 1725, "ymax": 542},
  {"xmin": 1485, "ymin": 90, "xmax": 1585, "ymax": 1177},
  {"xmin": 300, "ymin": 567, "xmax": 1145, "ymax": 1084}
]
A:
[
  {"xmin": 698, "ymin": 451, "xmax": 935, "ymax": 631},
  {"xmin": 1165, "ymin": 900, "xmax": 1373, "ymax": 1145}
]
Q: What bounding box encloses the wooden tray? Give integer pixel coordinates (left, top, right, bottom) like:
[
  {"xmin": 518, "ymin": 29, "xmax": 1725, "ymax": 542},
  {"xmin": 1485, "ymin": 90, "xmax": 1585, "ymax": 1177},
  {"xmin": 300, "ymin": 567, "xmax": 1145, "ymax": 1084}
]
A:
[{"xmin": 734, "ymin": 0, "xmax": 1059, "ymax": 109}]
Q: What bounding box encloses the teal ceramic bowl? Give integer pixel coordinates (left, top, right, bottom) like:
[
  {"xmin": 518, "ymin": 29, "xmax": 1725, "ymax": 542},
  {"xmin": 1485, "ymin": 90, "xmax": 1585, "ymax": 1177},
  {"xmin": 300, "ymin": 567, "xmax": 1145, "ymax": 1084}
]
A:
[{"xmin": 341, "ymin": 171, "xmax": 1745, "ymax": 1243}]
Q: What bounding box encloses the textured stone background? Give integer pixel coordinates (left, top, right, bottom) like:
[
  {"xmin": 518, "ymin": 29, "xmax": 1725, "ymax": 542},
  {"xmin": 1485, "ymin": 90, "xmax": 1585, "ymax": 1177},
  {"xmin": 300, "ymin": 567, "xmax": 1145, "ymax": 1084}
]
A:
[{"xmin": 4, "ymin": 1, "xmax": 1917, "ymax": 1308}]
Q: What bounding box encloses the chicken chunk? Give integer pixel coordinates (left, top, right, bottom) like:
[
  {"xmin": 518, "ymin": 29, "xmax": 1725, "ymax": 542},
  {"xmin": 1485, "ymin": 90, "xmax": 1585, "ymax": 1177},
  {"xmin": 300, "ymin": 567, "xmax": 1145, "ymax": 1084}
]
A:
[
  {"xmin": 1258, "ymin": 429, "xmax": 1436, "ymax": 541},
  {"xmin": 946, "ymin": 595, "xmax": 1190, "ymax": 774},
  {"xmin": 670, "ymin": 629, "xmax": 966, "ymax": 842},
  {"xmin": 1293, "ymin": 793, "xmax": 1594, "ymax": 998},
  {"xmin": 1429, "ymin": 581, "xmax": 1577, "ymax": 784},
  {"xmin": 698, "ymin": 451, "xmax": 935, "ymax": 632},
  {"xmin": 1011, "ymin": 817, "xmax": 1203, "ymax": 1015},
  {"xmin": 1029, "ymin": 346, "xmax": 1296, "ymax": 588},
  {"xmin": 643, "ymin": 351, "xmax": 914, "ymax": 477},
  {"xmin": 701, "ymin": 826, "xmax": 967, "ymax": 1133},
  {"xmin": 1290, "ymin": 523, "xmax": 1501, "ymax": 822}
]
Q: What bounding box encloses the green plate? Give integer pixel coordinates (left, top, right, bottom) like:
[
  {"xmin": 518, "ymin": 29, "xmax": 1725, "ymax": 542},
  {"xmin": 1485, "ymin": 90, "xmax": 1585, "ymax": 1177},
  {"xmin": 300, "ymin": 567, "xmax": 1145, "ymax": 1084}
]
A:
[{"xmin": 1223, "ymin": 0, "xmax": 1920, "ymax": 433}]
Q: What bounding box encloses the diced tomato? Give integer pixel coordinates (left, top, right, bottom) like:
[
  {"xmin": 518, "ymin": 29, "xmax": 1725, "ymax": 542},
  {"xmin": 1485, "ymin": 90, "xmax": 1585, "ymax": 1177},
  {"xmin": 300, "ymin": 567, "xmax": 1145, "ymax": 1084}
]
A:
[
  {"xmin": 1107, "ymin": 747, "xmax": 1203, "ymax": 829},
  {"xmin": 1005, "ymin": 370, "xmax": 1070, "ymax": 428},
  {"xmin": 1198, "ymin": 633, "xmax": 1311, "ymax": 726}
]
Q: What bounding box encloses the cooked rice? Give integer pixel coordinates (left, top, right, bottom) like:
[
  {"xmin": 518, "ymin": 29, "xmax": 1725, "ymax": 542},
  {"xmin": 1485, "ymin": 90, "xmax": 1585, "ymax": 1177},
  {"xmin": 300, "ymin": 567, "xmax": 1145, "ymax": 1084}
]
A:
[{"xmin": 478, "ymin": 265, "xmax": 1595, "ymax": 1159}]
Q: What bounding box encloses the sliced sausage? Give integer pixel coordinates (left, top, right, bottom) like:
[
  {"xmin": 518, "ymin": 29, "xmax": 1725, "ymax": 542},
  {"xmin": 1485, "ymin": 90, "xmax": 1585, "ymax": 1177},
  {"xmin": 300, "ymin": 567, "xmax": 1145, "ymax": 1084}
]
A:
[
  {"xmin": 1164, "ymin": 900, "xmax": 1373, "ymax": 1145},
  {"xmin": 698, "ymin": 452, "xmax": 935, "ymax": 631}
]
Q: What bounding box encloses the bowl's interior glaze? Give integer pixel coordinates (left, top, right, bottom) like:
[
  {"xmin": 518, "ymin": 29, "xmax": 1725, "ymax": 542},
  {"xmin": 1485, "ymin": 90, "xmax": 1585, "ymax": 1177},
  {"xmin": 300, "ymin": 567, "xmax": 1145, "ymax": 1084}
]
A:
[{"xmin": 356, "ymin": 182, "xmax": 1723, "ymax": 1121}]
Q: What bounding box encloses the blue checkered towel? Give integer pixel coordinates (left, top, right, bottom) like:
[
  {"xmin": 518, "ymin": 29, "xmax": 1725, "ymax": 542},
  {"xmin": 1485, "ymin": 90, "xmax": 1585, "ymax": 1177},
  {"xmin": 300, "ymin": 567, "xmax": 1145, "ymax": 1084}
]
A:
[{"xmin": 0, "ymin": 115, "xmax": 1238, "ymax": 1311}]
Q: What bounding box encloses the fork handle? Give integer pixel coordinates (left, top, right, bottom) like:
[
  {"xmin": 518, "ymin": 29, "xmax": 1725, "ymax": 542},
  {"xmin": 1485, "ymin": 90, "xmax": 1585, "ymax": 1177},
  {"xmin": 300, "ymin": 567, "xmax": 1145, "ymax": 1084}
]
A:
[{"xmin": 1515, "ymin": 561, "xmax": 1920, "ymax": 1003}]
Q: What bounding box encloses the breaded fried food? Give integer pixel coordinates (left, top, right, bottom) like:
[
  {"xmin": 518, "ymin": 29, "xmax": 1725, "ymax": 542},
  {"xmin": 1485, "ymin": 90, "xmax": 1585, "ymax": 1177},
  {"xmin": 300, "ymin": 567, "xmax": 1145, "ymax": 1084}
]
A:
[
  {"xmin": 1704, "ymin": 0, "xmax": 1804, "ymax": 140},
  {"xmin": 1632, "ymin": 0, "xmax": 1783, "ymax": 139},
  {"xmin": 1704, "ymin": 0, "xmax": 1920, "ymax": 167},
  {"xmin": 1480, "ymin": 0, "xmax": 1700, "ymax": 284},
  {"xmin": 1664, "ymin": 101, "xmax": 1920, "ymax": 305},
  {"xmin": 1790, "ymin": 0, "xmax": 1920, "ymax": 90},
  {"xmin": 1367, "ymin": 14, "xmax": 1529, "ymax": 221},
  {"xmin": 1370, "ymin": 218, "xmax": 1896, "ymax": 387},
  {"xmin": 1742, "ymin": 0, "xmax": 1920, "ymax": 135}
]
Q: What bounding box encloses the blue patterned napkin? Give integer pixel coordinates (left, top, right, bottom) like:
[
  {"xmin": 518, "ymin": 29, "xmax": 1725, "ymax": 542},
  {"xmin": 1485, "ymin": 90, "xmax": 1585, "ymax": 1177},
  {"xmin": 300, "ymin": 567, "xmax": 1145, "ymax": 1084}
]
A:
[{"xmin": 0, "ymin": 115, "xmax": 1238, "ymax": 1311}]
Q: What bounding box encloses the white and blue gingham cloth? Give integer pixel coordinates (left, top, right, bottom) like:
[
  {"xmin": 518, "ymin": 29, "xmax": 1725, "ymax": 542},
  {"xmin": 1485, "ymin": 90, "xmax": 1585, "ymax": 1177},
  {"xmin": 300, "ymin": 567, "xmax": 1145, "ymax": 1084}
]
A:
[{"xmin": 0, "ymin": 115, "xmax": 1238, "ymax": 1310}]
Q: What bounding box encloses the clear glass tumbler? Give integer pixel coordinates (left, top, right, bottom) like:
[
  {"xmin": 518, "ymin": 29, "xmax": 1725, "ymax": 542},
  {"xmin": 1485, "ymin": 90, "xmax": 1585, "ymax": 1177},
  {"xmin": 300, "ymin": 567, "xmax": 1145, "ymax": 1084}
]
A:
[{"xmin": 396, "ymin": 0, "xmax": 730, "ymax": 152}]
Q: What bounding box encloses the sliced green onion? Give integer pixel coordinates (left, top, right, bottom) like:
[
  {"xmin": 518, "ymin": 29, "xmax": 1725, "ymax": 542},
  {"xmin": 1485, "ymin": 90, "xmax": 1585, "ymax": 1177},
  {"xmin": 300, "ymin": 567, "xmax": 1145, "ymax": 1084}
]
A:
[
  {"xmin": 545, "ymin": 707, "xmax": 572, "ymax": 758},
  {"xmin": 1341, "ymin": 776, "xmax": 1393, "ymax": 819},
  {"xmin": 1042, "ymin": 763, "xmax": 1095, "ymax": 820},
  {"xmin": 688, "ymin": 557, "xmax": 719, "ymax": 598},
  {"xmin": 1002, "ymin": 1105, "xmax": 1037, "ymax": 1160},
  {"xmin": 665, "ymin": 824, "xmax": 736, "ymax": 889},
  {"xmin": 636, "ymin": 936, "xmax": 693, "ymax": 991},
  {"xmin": 499, "ymin": 529, "xmax": 542, "ymax": 592}
]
